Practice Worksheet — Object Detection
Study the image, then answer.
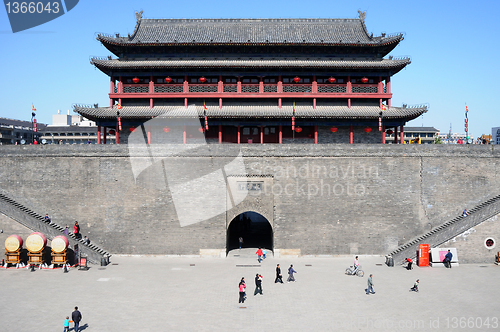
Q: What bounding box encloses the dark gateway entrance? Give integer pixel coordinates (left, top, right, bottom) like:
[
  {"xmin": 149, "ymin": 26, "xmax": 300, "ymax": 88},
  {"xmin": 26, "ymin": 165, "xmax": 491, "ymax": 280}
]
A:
[{"xmin": 226, "ymin": 211, "xmax": 273, "ymax": 254}]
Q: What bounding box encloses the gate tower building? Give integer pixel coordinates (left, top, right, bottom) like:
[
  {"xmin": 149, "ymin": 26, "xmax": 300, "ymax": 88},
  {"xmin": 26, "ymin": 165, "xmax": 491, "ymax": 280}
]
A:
[{"xmin": 75, "ymin": 11, "xmax": 426, "ymax": 144}]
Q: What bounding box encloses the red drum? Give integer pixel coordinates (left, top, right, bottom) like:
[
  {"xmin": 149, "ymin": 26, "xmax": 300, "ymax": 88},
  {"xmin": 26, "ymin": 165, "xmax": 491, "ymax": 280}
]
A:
[
  {"xmin": 51, "ymin": 236, "xmax": 69, "ymax": 254},
  {"xmin": 26, "ymin": 232, "xmax": 47, "ymax": 253},
  {"xmin": 5, "ymin": 234, "xmax": 23, "ymax": 252}
]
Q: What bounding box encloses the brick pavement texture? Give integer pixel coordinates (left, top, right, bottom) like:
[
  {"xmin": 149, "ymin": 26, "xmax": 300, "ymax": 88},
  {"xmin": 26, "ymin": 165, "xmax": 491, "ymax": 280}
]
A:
[{"xmin": 1, "ymin": 255, "xmax": 499, "ymax": 332}]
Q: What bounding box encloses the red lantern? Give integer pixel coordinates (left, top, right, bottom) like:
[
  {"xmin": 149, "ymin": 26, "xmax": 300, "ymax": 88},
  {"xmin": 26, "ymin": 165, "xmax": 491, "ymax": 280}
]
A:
[
  {"xmin": 198, "ymin": 127, "xmax": 205, "ymax": 133},
  {"xmin": 330, "ymin": 127, "xmax": 338, "ymax": 133},
  {"xmin": 293, "ymin": 77, "xmax": 301, "ymax": 83},
  {"xmin": 132, "ymin": 77, "xmax": 140, "ymax": 83},
  {"xmin": 130, "ymin": 128, "xmax": 136, "ymax": 132},
  {"xmin": 163, "ymin": 127, "xmax": 171, "ymax": 133},
  {"xmin": 199, "ymin": 77, "xmax": 207, "ymax": 83},
  {"xmin": 328, "ymin": 77, "xmax": 336, "ymax": 83},
  {"xmin": 164, "ymin": 77, "xmax": 172, "ymax": 83},
  {"xmin": 386, "ymin": 130, "xmax": 394, "ymax": 135},
  {"xmin": 295, "ymin": 127, "xmax": 303, "ymax": 133},
  {"xmin": 109, "ymin": 129, "xmax": 116, "ymax": 135},
  {"xmin": 364, "ymin": 127, "xmax": 372, "ymax": 133},
  {"xmin": 361, "ymin": 77, "xmax": 369, "ymax": 83}
]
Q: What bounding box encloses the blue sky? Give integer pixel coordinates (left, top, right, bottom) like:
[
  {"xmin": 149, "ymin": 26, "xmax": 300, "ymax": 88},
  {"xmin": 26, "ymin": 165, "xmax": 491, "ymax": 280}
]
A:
[{"xmin": 1, "ymin": 0, "xmax": 498, "ymax": 138}]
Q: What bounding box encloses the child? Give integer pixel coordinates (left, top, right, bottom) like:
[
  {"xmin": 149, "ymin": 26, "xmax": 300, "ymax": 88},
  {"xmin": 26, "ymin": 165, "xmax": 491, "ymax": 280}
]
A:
[
  {"xmin": 410, "ymin": 279, "xmax": 419, "ymax": 292},
  {"xmin": 63, "ymin": 316, "xmax": 70, "ymax": 332}
]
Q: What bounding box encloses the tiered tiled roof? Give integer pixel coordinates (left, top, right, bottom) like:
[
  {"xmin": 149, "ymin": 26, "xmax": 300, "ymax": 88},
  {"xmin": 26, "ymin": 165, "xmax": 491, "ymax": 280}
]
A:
[
  {"xmin": 98, "ymin": 18, "xmax": 402, "ymax": 46},
  {"xmin": 91, "ymin": 57, "xmax": 410, "ymax": 74},
  {"xmin": 74, "ymin": 105, "xmax": 426, "ymax": 120}
]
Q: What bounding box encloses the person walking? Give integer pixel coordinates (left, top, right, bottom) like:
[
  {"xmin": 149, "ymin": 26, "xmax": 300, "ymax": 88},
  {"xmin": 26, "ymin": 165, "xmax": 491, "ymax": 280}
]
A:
[
  {"xmin": 73, "ymin": 221, "xmax": 81, "ymax": 239},
  {"xmin": 238, "ymin": 277, "xmax": 246, "ymax": 303},
  {"xmin": 238, "ymin": 237, "xmax": 243, "ymax": 249},
  {"xmin": 63, "ymin": 316, "xmax": 70, "ymax": 332},
  {"xmin": 256, "ymin": 248, "xmax": 263, "ymax": 263},
  {"xmin": 275, "ymin": 264, "xmax": 283, "ymax": 283},
  {"xmin": 366, "ymin": 274, "xmax": 375, "ymax": 294},
  {"xmin": 64, "ymin": 226, "xmax": 69, "ymax": 236},
  {"xmin": 72, "ymin": 306, "xmax": 82, "ymax": 332},
  {"xmin": 44, "ymin": 213, "xmax": 51, "ymax": 224},
  {"xmin": 287, "ymin": 264, "xmax": 297, "ymax": 282},
  {"xmin": 262, "ymin": 249, "xmax": 267, "ymax": 259},
  {"xmin": 254, "ymin": 273, "xmax": 263, "ymax": 295},
  {"xmin": 443, "ymin": 250, "xmax": 453, "ymax": 268}
]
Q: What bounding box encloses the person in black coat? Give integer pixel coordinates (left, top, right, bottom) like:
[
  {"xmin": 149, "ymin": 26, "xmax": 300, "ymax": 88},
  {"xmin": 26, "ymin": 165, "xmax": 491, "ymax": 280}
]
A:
[
  {"xmin": 72, "ymin": 306, "xmax": 82, "ymax": 332},
  {"xmin": 254, "ymin": 274, "xmax": 263, "ymax": 295},
  {"xmin": 275, "ymin": 264, "xmax": 283, "ymax": 283}
]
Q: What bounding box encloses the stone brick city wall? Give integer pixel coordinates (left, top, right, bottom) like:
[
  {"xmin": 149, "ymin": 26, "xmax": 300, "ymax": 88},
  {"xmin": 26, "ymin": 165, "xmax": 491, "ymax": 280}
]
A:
[{"xmin": 0, "ymin": 144, "xmax": 498, "ymax": 262}]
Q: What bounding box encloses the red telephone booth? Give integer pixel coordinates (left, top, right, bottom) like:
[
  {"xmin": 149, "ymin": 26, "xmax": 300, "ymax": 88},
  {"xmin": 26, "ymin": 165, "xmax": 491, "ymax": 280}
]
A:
[{"xmin": 418, "ymin": 244, "xmax": 429, "ymax": 267}]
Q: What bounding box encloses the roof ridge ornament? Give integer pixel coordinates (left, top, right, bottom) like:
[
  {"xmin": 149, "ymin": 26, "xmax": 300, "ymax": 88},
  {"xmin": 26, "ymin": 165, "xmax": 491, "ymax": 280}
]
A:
[
  {"xmin": 358, "ymin": 10, "xmax": 366, "ymax": 22},
  {"xmin": 135, "ymin": 10, "xmax": 143, "ymax": 22}
]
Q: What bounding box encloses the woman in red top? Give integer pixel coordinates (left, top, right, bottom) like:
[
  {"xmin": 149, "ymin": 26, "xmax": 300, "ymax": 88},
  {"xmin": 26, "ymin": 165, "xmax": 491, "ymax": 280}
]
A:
[
  {"xmin": 238, "ymin": 277, "xmax": 246, "ymax": 303},
  {"xmin": 74, "ymin": 221, "xmax": 81, "ymax": 239}
]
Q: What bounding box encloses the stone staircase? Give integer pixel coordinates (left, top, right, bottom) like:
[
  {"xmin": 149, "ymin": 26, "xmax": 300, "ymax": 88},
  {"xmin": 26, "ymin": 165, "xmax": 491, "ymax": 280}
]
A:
[
  {"xmin": 389, "ymin": 194, "xmax": 500, "ymax": 265},
  {"xmin": 0, "ymin": 193, "xmax": 111, "ymax": 264}
]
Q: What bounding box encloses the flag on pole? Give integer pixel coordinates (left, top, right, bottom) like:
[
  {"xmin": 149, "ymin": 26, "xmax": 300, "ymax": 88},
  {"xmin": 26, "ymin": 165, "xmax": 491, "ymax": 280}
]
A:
[
  {"xmin": 32, "ymin": 104, "xmax": 36, "ymax": 112},
  {"xmin": 380, "ymin": 102, "xmax": 387, "ymax": 111},
  {"xmin": 204, "ymin": 101, "xmax": 208, "ymax": 110},
  {"xmin": 466, "ymin": 105, "xmax": 469, "ymax": 112}
]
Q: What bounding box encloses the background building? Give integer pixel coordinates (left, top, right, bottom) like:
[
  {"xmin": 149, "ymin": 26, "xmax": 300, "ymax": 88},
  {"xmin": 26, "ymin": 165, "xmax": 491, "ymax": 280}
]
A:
[
  {"xmin": 38, "ymin": 110, "xmax": 115, "ymax": 144},
  {"xmin": 385, "ymin": 126, "xmax": 438, "ymax": 144},
  {"xmin": 492, "ymin": 127, "xmax": 500, "ymax": 144},
  {"xmin": 0, "ymin": 117, "xmax": 44, "ymax": 145}
]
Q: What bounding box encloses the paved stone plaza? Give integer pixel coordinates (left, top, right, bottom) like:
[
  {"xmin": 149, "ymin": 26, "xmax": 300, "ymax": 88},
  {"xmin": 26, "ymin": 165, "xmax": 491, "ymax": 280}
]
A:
[{"xmin": 1, "ymin": 252, "xmax": 499, "ymax": 331}]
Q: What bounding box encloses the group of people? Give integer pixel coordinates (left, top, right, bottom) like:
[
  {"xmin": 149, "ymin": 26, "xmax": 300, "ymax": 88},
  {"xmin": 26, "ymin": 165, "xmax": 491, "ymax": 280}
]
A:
[
  {"xmin": 63, "ymin": 307, "xmax": 82, "ymax": 332},
  {"xmin": 255, "ymin": 247, "xmax": 267, "ymax": 263},
  {"xmin": 45, "ymin": 215, "xmax": 90, "ymax": 245},
  {"xmin": 238, "ymin": 264, "xmax": 298, "ymax": 303}
]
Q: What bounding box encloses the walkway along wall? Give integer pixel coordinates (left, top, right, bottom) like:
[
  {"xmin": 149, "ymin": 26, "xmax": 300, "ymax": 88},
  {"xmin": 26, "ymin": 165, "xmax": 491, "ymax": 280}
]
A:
[{"xmin": 0, "ymin": 145, "xmax": 498, "ymax": 262}]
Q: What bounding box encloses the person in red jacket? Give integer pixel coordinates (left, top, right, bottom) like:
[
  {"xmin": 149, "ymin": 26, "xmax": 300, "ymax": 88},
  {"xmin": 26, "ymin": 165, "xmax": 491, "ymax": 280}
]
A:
[
  {"xmin": 256, "ymin": 248, "xmax": 263, "ymax": 263},
  {"xmin": 73, "ymin": 221, "xmax": 81, "ymax": 239}
]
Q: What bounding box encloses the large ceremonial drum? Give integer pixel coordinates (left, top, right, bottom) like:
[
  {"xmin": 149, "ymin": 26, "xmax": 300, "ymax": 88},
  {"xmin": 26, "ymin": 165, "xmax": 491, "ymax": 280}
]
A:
[
  {"xmin": 26, "ymin": 232, "xmax": 47, "ymax": 253},
  {"xmin": 5, "ymin": 235, "xmax": 23, "ymax": 252},
  {"xmin": 51, "ymin": 236, "xmax": 69, "ymax": 254}
]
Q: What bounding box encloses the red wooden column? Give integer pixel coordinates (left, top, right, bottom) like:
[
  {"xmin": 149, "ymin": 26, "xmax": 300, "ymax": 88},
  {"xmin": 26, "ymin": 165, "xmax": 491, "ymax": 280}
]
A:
[
  {"xmin": 97, "ymin": 126, "xmax": 101, "ymax": 144},
  {"xmin": 279, "ymin": 125, "xmax": 282, "ymax": 144},
  {"xmin": 237, "ymin": 77, "xmax": 241, "ymax": 93},
  {"xmin": 400, "ymin": 125, "xmax": 404, "ymax": 144},
  {"xmin": 218, "ymin": 75, "xmax": 223, "ymax": 93},
  {"xmin": 394, "ymin": 127, "xmax": 398, "ymax": 144},
  {"xmin": 110, "ymin": 77, "xmax": 115, "ymax": 108},
  {"xmin": 387, "ymin": 76, "xmax": 391, "ymax": 109},
  {"xmin": 382, "ymin": 126, "xmax": 386, "ymax": 144},
  {"xmin": 118, "ymin": 76, "xmax": 122, "ymax": 93},
  {"xmin": 237, "ymin": 126, "xmax": 241, "ymax": 144},
  {"xmin": 278, "ymin": 76, "xmax": 282, "ymax": 109},
  {"xmin": 350, "ymin": 125, "xmax": 353, "ymax": 144},
  {"xmin": 103, "ymin": 129, "xmax": 107, "ymax": 144},
  {"xmin": 260, "ymin": 126, "xmax": 264, "ymax": 144},
  {"xmin": 183, "ymin": 126, "xmax": 186, "ymax": 144},
  {"xmin": 314, "ymin": 125, "xmax": 318, "ymax": 144},
  {"xmin": 347, "ymin": 76, "xmax": 352, "ymax": 109},
  {"xmin": 147, "ymin": 127, "xmax": 151, "ymax": 144},
  {"xmin": 259, "ymin": 76, "xmax": 263, "ymax": 93},
  {"xmin": 218, "ymin": 125, "xmax": 222, "ymax": 144},
  {"xmin": 150, "ymin": 75, "xmax": 154, "ymax": 109}
]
